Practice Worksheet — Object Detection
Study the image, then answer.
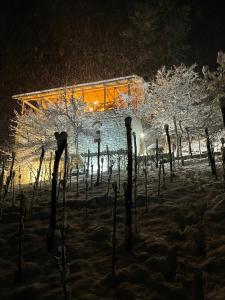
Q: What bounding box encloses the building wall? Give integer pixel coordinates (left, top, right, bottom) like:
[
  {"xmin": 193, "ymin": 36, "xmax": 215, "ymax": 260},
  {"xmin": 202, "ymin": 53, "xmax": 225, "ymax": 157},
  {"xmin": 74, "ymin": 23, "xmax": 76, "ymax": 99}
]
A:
[{"xmin": 78, "ymin": 111, "xmax": 145, "ymax": 155}]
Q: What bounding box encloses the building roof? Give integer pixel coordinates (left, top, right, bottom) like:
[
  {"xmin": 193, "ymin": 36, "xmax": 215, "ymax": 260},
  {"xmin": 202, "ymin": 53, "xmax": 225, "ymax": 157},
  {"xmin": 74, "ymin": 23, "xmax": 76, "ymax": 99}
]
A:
[{"xmin": 12, "ymin": 75, "xmax": 144, "ymax": 112}]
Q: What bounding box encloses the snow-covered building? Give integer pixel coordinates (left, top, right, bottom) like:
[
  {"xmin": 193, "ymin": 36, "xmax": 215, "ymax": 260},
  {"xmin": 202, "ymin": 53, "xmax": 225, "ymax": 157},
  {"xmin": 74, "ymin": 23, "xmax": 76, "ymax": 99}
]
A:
[
  {"xmin": 12, "ymin": 75, "xmax": 146, "ymax": 183},
  {"xmin": 13, "ymin": 75, "xmax": 145, "ymax": 154}
]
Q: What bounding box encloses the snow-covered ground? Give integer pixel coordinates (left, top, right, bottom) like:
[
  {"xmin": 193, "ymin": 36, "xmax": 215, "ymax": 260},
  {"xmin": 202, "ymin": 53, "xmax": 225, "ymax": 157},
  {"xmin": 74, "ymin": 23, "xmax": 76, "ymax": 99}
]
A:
[{"xmin": 0, "ymin": 157, "xmax": 225, "ymax": 299}]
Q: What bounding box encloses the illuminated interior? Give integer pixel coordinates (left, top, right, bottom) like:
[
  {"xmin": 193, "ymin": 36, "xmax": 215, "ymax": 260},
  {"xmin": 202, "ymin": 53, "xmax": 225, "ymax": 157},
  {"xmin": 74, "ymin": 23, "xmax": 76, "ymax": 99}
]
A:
[{"xmin": 12, "ymin": 75, "xmax": 145, "ymax": 113}]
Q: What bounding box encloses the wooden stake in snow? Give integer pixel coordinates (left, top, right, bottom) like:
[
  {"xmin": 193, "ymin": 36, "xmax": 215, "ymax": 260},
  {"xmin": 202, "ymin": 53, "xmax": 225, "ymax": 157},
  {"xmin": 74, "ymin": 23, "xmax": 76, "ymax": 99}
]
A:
[
  {"xmin": 18, "ymin": 199, "xmax": 24, "ymax": 282},
  {"xmin": 87, "ymin": 149, "xmax": 90, "ymax": 177},
  {"xmin": 185, "ymin": 127, "xmax": 193, "ymax": 158},
  {"xmin": 62, "ymin": 143, "xmax": 68, "ymax": 228},
  {"xmin": 158, "ymin": 158, "xmax": 162, "ymax": 196},
  {"xmin": 117, "ymin": 156, "xmax": 121, "ymax": 191},
  {"xmin": 133, "ymin": 132, "xmax": 138, "ymax": 233},
  {"xmin": 143, "ymin": 163, "xmax": 148, "ymax": 211},
  {"xmin": 205, "ymin": 128, "xmax": 217, "ymax": 179},
  {"xmin": 198, "ymin": 134, "xmax": 202, "ymax": 159},
  {"xmin": 34, "ymin": 145, "xmax": 45, "ymax": 194},
  {"xmin": 173, "ymin": 116, "xmax": 180, "ymax": 163},
  {"xmin": 161, "ymin": 154, "xmax": 166, "ymax": 187},
  {"xmin": 76, "ymin": 164, "xmax": 79, "ymax": 196},
  {"xmin": 107, "ymin": 145, "xmax": 110, "ymax": 174},
  {"xmin": 125, "ymin": 117, "xmax": 133, "ymax": 251},
  {"xmin": 155, "ymin": 138, "xmax": 159, "ymax": 168},
  {"xmin": 49, "ymin": 152, "xmax": 53, "ymax": 182},
  {"xmin": 106, "ymin": 162, "xmax": 113, "ymax": 205},
  {"xmin": 221, "ymin": 138, "xmax": 225, "ymax": 189},
  {"xmin": 0, "ymin": 159, "xmax": 5, "ymax": 203},
  {"xmin": 85, "ymin": 168, "xmax": 88, "ymax": 217},
  {"xmin": 164, "ymin": 124, "xmax": 173, "ymax": 174},
  {"xmin": 91, "ymin": 163, "xmax": 93, "ymax": 189},
  {"xmin": 112, "ymin": 182, "xmax": 117, "ymax": 278},
  {"xmin": 95, "ymin": 130, "xmax": 101, "ymax": 186},
  {"xmin": 3, "ymin": 152, "xmax": 15, "ymax": 200},
  {"xmin": 101, "ymin": 157, "xmax": 104, "ymax": 182},
  {"xmin": 11, "ymin": 171, "xmax": 15, "ymax": 207},
  {"xmin": 47, "ymin": 132, "xmax": 67, "ymax": 252},
  {"xmin": 178, "ymin": 120, "xmax": 184, "ymax": 166}
]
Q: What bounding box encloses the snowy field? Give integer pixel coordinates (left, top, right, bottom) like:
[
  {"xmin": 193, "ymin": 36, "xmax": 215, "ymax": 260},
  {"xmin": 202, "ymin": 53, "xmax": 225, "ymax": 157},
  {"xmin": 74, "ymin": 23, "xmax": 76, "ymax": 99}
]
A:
[{"xmin": 0, "ymin": 157, "xmax": 225, "ymax": 299}]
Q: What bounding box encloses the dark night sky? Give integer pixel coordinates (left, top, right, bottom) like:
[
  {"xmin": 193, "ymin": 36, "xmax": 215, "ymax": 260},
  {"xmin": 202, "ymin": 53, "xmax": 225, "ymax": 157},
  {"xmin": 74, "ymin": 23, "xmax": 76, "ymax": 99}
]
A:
[{"xmin": 0, "ymin": 0, "xmax": 225, "ymax": 143}]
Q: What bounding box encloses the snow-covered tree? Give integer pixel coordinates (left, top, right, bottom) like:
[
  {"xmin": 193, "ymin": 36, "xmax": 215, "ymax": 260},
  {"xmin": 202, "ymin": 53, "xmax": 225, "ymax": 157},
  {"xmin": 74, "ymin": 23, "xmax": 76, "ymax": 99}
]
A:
[
  {"xmin": 200, "ymin": 50, "xmax": 225, "ymax": 134},
  {"xmin": 11, "ymin": 95, "xmax": 92, "ymax": 165},
  {"xmin": 141, "ymin": 63, "xmax": 224, "ymax": 138}
]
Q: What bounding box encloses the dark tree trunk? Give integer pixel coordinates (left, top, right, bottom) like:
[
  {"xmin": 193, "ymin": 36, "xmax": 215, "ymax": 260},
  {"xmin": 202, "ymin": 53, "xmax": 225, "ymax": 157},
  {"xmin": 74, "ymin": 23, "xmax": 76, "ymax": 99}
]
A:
[
  {"xmin": 125, "ymin": 117, "xmax": 133, "ymax": 251},
  {"xmin": 47, "ymin": 132, "xmax": 67, "ymax": 252}
]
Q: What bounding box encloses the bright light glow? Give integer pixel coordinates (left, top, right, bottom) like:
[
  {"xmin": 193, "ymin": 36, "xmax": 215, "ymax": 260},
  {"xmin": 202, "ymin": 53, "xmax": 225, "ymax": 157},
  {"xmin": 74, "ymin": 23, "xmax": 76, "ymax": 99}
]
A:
[
  {"xmin": 89, "ymin": 107, "xmax": 93, "ymax": 112},
  {"xmin": 140, "ymin": 133, "xmax": 145, "ymax": 138}
]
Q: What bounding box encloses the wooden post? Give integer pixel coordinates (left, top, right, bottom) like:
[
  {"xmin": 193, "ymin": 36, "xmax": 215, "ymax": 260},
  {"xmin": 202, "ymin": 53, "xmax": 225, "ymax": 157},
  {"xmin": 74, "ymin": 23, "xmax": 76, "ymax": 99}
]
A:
[
  {"xmin": 118, "ymin": 156, "xmax": 121, "ymax": 191},
  {"xmin": 164, "ymin": 124, "xmax": 173, "ymax": 174},
  {"xmin": 143, "ymin": 163, "xmax": 148, "ymax": 211},
  {"xmin": 125, "ymin": 117, "xmax": 133, "ymax": 251},
  {"xmin": 3, "ymin": 152, "xmax": 15, "ymax": 200},
  {"xmin": 91, "ymin": 163, "xmax": 93, "ymax": 189},
  {"xmin": 49, "ymin": 152, "xmax": 53, "ymax": 182},
  {"xmin": 34, "ymin": 145, "xmax": 45, "ymax": 194},
  {"xmin": 76, "ymin": 164, "xmax": 79, "ymax": 196},
  {"xmin": 198, "ymin": 134, "xmax": 202, "ymax": 159},
  {"xmin": 85, "ymin": 168, "xmax": 88, "ymax": 217},
  {"xmin": 106, "ymin": 162, "xmax": 113, "ymax": 205},
  {"xmin": 12, "ymin": 171, "xmax": 15, "ymax": 207},
  {"xmin": 87, "ymin": 149, "xmax": 90, "ymax": 177},
  {"xmin": 101, "ymin": 157, "xmax": 104, "ymax": 182},
  {"xmin": 62, "ymin": 143, "xmax": 68, "ymax": 228},
  {"xmin": 112, "ymin": 182, "xmax": 117, "ymax": 278},
  {"xmin": 106, "ymin": 145, "xmax": 110, "ymax": 174},
  {"xmin": 18, "ymin": 199, "xmax": 24, "ymax": 282},
  {"xmin": 205, "ymin": 128, "xmax": 217, "ymax": 179},
  {"xmin": 95, "ymin": 130, "xmax": 101, "ymax": 186},
  {"xmin": 47, "ymin": 132, "xmax": 67, "ymax": 252},
  {"xmin": 158, "ymin": 159, "xmax": 162, "ymax": 196},
  {"xmin": 0, "ymin": 159, "xmax": 5, "ymax": 202},
  {"xmin": 221, "ymin": 138, "xmax": 225, "ymax": 190},
  {"xmin": 173, "ymin": 116, "xmax": 180, "ymax": 162},
  {"xmin": 185, "ymin": 127, "xmax": 193, "ymax": 158},
  {"xmin": 178, "ymin": 120, "xmax": 184, "ymax": 166},
  {"xmin": 133, "ymin": 132, "xmax": 138, "ymax": 233},
  {"xmin": 155, "ymin": 138, "xmax": 159, "ymax": 168}
]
